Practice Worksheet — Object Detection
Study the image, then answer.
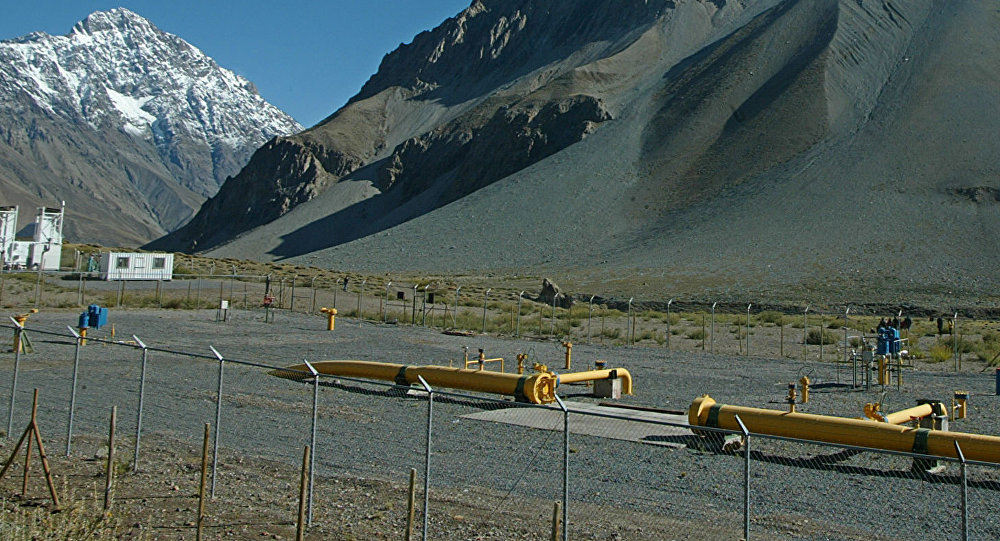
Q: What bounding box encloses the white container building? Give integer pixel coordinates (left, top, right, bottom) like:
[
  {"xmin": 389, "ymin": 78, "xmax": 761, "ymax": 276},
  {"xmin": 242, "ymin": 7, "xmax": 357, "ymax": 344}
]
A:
[{"xmin": 99, "ymin": 252, "xmax": 174, "ymax": 281}]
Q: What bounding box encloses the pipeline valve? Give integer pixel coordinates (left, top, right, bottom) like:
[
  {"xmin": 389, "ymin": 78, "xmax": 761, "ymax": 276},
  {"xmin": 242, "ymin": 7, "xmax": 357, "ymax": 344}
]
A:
[{"xmin": 533, "ymin": 362, "xmax": 552, "ymax": 375}]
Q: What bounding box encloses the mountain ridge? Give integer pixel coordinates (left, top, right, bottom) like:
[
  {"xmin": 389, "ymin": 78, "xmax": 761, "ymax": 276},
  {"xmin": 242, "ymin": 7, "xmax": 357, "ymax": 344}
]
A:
[{"xmin": 151, "ymin": 0, "xmax": 1000, "ymax": 301}]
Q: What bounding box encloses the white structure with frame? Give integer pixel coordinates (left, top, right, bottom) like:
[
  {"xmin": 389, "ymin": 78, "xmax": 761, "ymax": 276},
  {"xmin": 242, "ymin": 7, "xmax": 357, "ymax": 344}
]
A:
[
  {"xmin": 0, "ymin": 204, "xmax": 64, "ymax": 270},
  {"xmin": 99, "ymin": 252, "xmax": 174, "ymax": 281}
]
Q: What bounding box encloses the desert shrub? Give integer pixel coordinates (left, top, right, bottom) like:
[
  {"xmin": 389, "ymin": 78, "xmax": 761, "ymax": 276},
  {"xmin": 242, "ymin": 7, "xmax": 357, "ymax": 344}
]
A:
[
  {"xmin": 602, "ymin": 328, "xmax": 621, "ymax": 339},
  {"xmin": 161, "ymin": 298, "xmax": 186, "ymax": 309},
  {"xmin": 686, "ymin": 329, "xmax": 705, "ymax": 340},
  {"xmin": 758, "ymin": 311, "xmax": 784, "ymax": 325},
  {"xmin": 849, "ymin": 337, "xmax": 863, "ymax": 348},
  {"xmin": 928, "ymin": 344, "xmax": 952, "ymax": 363},
  {"xmin": 940, "ymin": 336, "xmax": 974, "ymax": 354},
  {"xmin": 806, "ymin": 328, "xmax": 837, "ymax": 345}
]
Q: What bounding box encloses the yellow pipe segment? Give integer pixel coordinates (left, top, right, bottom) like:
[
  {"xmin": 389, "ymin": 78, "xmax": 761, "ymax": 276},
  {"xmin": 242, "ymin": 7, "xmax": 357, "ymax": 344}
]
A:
[
  {"xmin": 689, "ymin": 395, "xmax": 1000, "ymax": 464},
  {"xmin": 280, "ymin": 360, "xmax": 558, "ymax": 404},
  {"xmin": 557, "ymin": 369, "xmax": 633, "ymax": 396},
  {"xmin": 276, "ymin": 361, "xmax": 633, "ymax": 405},
  {"xmin": 883, "ymin": 403, "xmax": 938, "ymax": 425}
]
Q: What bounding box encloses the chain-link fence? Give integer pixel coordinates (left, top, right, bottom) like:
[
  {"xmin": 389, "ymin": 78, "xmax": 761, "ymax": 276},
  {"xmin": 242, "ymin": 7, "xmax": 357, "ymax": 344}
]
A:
[
  {"xmin": 1, "ymin": 319, "xmax": 998, "ymax": 539},
  {"xmin": 10, "ymin": 269, "xmax": 992, "ymax": 375}
]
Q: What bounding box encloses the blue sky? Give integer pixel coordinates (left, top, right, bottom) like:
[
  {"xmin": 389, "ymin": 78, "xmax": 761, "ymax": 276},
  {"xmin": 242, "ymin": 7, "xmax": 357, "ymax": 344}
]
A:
[{"xmin": 0, "ymin": 1, "xmax": 473, "ymax": 127}]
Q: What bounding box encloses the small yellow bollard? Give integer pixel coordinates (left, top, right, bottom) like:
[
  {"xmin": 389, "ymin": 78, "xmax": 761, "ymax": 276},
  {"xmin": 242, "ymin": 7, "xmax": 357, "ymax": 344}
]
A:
[
  {"xmin": 799, "ymin": 375, "xmax": 810, "ymax": 403},
  {"xmin": 79, "ymin": 327, "xmax": 87, "ymax": 347},
  {"xmin": 953, "ymin": 391, "xmax": 969, "ymax": 420},
  {"xmin": 877, "ymin": 356, "xmax": 889, "ymax": 386},
  {"xmin": 516, "ymin": 353, "xmax": 528, "ymax": 375},
  {"xmin": 320, "ymin": 307, "xmax": 337, "ymax": 331},
  {"xmin": 786, "ymin": 383, "xmax": 797, "ymax": 413},
  {"xmin": 562, "ymin": 341, "xmax": 573, "ymax": 370}
]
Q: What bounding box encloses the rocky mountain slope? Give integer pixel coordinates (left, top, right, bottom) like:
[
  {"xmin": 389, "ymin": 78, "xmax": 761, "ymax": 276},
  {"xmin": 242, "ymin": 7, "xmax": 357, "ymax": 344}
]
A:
[
  {"xmin": 0, "ymin": 9, "xmax": 301, "ymax": 245},
  {"xmin": 151, "ymin": 0, "xmax": 1000, "ymax": 302}
]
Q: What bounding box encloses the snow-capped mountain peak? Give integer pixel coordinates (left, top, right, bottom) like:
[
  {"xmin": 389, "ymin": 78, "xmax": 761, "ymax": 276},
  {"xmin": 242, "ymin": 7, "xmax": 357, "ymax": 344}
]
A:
[
  {"xmin": 0, "ymin": 9, "xmax": 303, "ymax": 245},
  {"xmin": 0, "ymin": 8, "xmax": 301, "ymax": 192}
]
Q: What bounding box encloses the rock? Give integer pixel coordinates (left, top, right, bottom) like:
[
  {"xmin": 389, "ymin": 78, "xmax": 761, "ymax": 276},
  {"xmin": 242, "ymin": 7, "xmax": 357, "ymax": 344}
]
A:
[{"xmin": 539, "ymin": 278, "xmax": 573, "ymax": 308}]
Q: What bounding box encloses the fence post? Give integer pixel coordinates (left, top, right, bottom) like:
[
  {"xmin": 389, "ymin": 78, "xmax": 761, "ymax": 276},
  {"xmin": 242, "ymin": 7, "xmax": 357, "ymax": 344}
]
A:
[
  {"xmin": 802, "ymin": 305, "xmax": 809, "ymax": 361},
  {"xmin": 304, "ymin": 360, "xmax": 319, "ymax": 526},
  {"xmin": 954, "ymin": 441, "xmax": 968, "ymax": 541},
  {"xmin": 311, "ymin": 277, "xmax": 317, "ymax": 313},
  {"xmin": 711, "ymin": 302, "xmax": 717, "ymax": 354},
  {"xmin": 132, "ymin": 335, "xmax": 148, "ymax": 472},
  {"xmin": 358, "ymin": 280, "xmax": 366, "ymax": 326},
  {"xmin": 104, "ymin": 405, "xmax": 116, "ymax": 511},
  {"xmin": 333, "ymin": 278, "xmax": 339, "ymax": 310},
  {"xmin": 626, "ymin": 297, "xmax": 633, "ymax": 347},
  {"xmin": 65, "ymin": 326, "xmax": 83, "ymax": 456},
  {"xmin": 551, "ymin": 293, "xmax": 561, "ymax": 338},
  {"xmin": 517, "ymin": 291, "xmax": 525, "ymax": 338},
  {"xmin": 735, "ymin": 415, "xmax": 751, "ymax": 541},
  {"xmin": 198, "ymin": 423, "xmax": 209, "ymax": 541},
  {"xmin": 953, "ymin": 312, "xmax": 959, "ymax": 371},
  {"xmin": 554, "ymin": 394, "xmax": 569, "ymax": 541},
  {"xmin": 452, "ymin": 287, "xmax": 461, "ymax": 329},
  {"xmin": 406, "ymin": 468, "xmax": 417, "ymax": 540},
  {"xmin": 587, "ymin": 295, "xmax": 594, "ymax": 344},
  {"xmin": 210, "ymin": 346, "xmax": 225, "ymax": 498},
  {"xmin": 422, "ymin": 285, "xmax": 429, "ymax": 326},
  {"xmin": 418, "ymin": 376, "xmax": 433, "ymax": 541},
  {"xmin": 297, "ymin": 445, "xmax": 310, "ymax": 541},
  {"xmin": 666, "ymin": 299, "xmax": 673, "ymax": 348},
  {"xmin": 33, "ymin": 263, "xmax": 44, "ymax": 309},
  {"xmin": 845, "ymin": 307, "xmax": 851, "ymax": 386},
  {"xmin": 6, "ymin": 319, "xmax": 23, "ymax": 437},
  {"xmin": 483, "ymin": 288, "xmax": 491, "ymax": 334},
  {"xmin": 384, "ymin": 282, "xmax": 392, "ymax": 323}
]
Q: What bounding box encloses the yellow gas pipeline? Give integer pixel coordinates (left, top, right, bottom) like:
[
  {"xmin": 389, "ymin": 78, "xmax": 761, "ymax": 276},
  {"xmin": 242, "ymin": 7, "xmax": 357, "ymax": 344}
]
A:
[
  {"xmin": 275, "ymin": 360, "xmax": 631, "ymax": 405},
  {"xmin": 689, "ymin": 395, "xmax": 1000, "ymax": 464}
]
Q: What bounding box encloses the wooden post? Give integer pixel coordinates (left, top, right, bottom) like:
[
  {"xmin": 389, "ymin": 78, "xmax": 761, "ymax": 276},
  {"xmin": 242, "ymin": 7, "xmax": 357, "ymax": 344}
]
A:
[
  {"xmin": 297, "ymin": 445, "xmax": 310, "ymax": 541},
  {"xmin": 0, "ymin": 389, "xmax": 60, "ymax": 509},
  {"xmin": 104, "ymin": 406, "xmax": 116, "ymax": 511},
  {"xmin": 551, "ymin": 500, "xmax": 562, "ymax": 541},
  {"xmin": 197, "ymin": 423, "xmax": 209, "ymax": 541},
  {"xmin": 22, "ymin": 412, "xmax": 33, "ymax": 495},
  {"xmin": 406, "ymin": 468, "xmax": 417, "ymax": 540}
]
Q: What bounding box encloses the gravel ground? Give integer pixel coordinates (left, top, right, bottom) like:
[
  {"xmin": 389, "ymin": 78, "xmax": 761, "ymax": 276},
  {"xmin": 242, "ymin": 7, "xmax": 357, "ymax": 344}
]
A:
[{"xmin": 1, "ymin": 307, "xmax": 999, "ymax": 539}]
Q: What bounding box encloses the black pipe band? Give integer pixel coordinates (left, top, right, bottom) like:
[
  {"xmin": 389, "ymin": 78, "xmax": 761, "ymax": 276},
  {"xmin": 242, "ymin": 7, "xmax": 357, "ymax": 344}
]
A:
[
  {"xmin": 911, "ymin": 428, "xmax": 931, "ymax": 455},
  {"xmin": 395, "ymin": 366, "xmax": 409, "ymax": 387},
  {"xmin": 706, "ymin": 404, "xmax": 723, "ymax": 428},
  {"xmin": 514, "ymin": 375, "xmax": 529, "ymax": 403}
]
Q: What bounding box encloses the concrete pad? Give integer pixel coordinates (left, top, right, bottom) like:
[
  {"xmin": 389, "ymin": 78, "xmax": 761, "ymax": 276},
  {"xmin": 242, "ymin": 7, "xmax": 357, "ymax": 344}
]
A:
[{"xmin": 462, "ymin": 402, "xmax": 694, "ymax": 448}]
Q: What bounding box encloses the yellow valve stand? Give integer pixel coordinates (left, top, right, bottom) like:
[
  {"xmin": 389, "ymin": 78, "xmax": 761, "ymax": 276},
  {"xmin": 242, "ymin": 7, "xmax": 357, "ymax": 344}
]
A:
[{"xmin": 320, "ymin": 307, "xmax": 337, "ymax": 331}]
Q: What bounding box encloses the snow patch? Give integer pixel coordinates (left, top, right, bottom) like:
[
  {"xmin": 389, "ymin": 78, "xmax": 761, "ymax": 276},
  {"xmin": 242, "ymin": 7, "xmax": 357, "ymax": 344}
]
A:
[{"xmin": 105, "ymin": 87, "xmax": 155, "ymax": 134}]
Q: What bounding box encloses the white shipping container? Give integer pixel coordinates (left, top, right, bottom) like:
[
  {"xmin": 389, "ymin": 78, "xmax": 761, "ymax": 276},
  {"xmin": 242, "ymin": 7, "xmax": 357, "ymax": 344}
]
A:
[{"xmin": 99, "ymin": 252, "xmax": 174, "ymax": 281}]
